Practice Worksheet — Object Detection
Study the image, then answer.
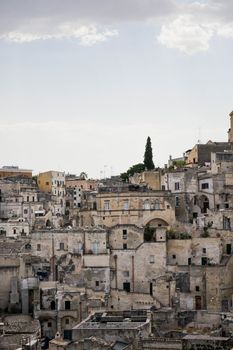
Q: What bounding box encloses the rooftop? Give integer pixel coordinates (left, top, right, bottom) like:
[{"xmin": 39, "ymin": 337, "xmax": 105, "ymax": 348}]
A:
[{"xmin": 73, "ymin": 310, "xmax": 149, "ymax": 330}]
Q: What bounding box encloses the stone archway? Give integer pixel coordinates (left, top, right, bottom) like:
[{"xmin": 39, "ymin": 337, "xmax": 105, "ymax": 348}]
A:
[{"xmin": 145, "ymin": 218, "xmax": 169, "ymax": 228}]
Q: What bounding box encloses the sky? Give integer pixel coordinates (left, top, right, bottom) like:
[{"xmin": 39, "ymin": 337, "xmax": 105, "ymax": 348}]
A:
[{"xmin": 0, "ymin": 0, "xmax": 233, "ymax": 178}]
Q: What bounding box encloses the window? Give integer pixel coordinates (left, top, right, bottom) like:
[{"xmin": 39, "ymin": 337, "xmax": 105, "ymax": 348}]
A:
[
  {"xmin": 202, "ymin": 257, "xmax": 208, "ymax": 265},
  {"xmin": 162, "ymin": 185, "xmax": 165, "ymax": 191},
  {"xmin": 223, "ymin": 216, "xmax": 231, "ymax": 230},
  {"xmin": 46, "ymin": 181, "xmax": 49, "ymax": 186},
  {"xmin": 32, "ymin": 196, "xmax": 35, "ymax": 202},
  {"xmin": 51, "ymin": 301, "xmax": 56, "ymax": 310},
  {"xmin": 48, "ymin": 322, "xmax": 52, "ymax": 327},
  {"xmin": 27, "ymin": 196, "xmax": 29, "ymax": 202},
  {"xmin": 123, "ymin": 271, "xmax": 129, "ymax": 277},
  {"xmin": 123, "ymin": 282, "xmax": 130, "ymax": 292},
  {"xmin": 92, "ymin": 242, "xmax": 99, "ymax": 254},
  {"xmin": 104, "ymin": 201, "xmax": 110, "ymax": 210},
  {"xmin": 37, "ymin": 244, "xmax": 41, "ymax": 251},
  {"xmin": 95, "ymin": 281, "xmax": 99, "ymax": 287},
  {"xmin": 196, "ymin": 286, "xmax": 200, "ymax": 292},
  {"xmin": 225, "ymin": 203, "xmax": 229, "ymax": 209},
  {"xmin": 175, "ymin": 182, "xmax": 180, "ymax": 191},
  {"xmin": 13, "ymin": 228, "xmax": 16, "ymax": 234},
  {"xmin": 60, "ymin": 242, "xmax": 64, "ymax": 250},
  {"xmin": 202, "ymin": 248, "xmax": 206, "ymax": 254},
  {"xmin": 143, "ymin": 201, "xmax": 150, "ymax": 210},
  {"xmin": 123, "ymin": 243, "xmax": 127, "ymax": 250},
  {"xmin": 188, "ymin": 258, "xmax": 191, "ymax": 265},
  {"xmin": 155, "ymin": 199, "xmax": 160, "ymax": 210},
  {"xmin": 175, "ymin": 196, "xmax": 180, "ymax": 207},
  {"xmin": 216, "ymin": 204, "xmax": 220, "ymax": 210},
  {"xmin": 201, "ymin": 183, "xmax": 209, "ymax": 189},
  {"xmin": 65, "ymin": 319, "xmax": 70, "ymax": 325},
  {"xmin": 24, "ymin": 209, "xmax": 28, "ymax": 214},
  {"xmin": 123, "ymin": 229, "xmax": 127, "ymax": 240},
  {"xmin": 149, "ymin": 255, "xmax": 155, "ymax": 264},
  {"xmin": 65, "ymin": 301, "xmax": 71, "ymax": 310},
  {"xmin": 123, "ymin": 200, "xmax": 129, "ymax": 210},
  {"xmin": 172, "ymin": 254, "xmax": 176, "ymax": 259}
]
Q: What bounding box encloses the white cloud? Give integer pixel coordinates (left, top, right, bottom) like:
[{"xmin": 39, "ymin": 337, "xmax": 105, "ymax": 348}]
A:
[
  {"xmin": 0, "ymin": 0, "xmax": 233, "ymax": 51},
  {"xmin": 157, "ymin": 15, "xmax": 214, "ymax": 54},
  {"xmin": 0, "ymin": 24, "xmax": 118, "ymax": 45},
  {"xmin": 217, "ymin": 23, "xmax": 233, "ymax": 39}
]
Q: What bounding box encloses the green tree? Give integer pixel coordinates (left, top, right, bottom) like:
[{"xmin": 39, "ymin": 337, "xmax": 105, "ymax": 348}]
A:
[
  {"xmin": 144, "ymin": 136, "xmax": 155, "ymax": 170},
  {"xmin": 120, "ymin": 163, "xmax": 145, "ymax": 182}
]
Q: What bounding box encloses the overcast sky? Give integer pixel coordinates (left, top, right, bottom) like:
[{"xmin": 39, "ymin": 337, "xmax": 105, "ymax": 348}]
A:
[{"xmin": 0, "ymin": 0, "xmax": 233, "ymax": 178}]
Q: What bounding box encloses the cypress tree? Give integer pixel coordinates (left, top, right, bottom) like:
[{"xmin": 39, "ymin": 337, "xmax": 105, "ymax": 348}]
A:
[{"xmin": 144, "ymin": 136, "xmax": 155, "ymax": 170}]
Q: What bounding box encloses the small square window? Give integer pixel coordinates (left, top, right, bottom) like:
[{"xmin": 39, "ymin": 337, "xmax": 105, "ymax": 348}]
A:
[
  {"xmin": 149, "ymin": 255, "xmax": 155, "ymax": 264},
  {"xmin": 201, "ymin": 183, "xmax": 209, "ymax": 189},
  {"xmin": 172, "ymin": 254, "xmax": 176, "ymax": 259},
  {"xmin": 123, "ymin": 271, "xmax": 129, "ymax": 277}
]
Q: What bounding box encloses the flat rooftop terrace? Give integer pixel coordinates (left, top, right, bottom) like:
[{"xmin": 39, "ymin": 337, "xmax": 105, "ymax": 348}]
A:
[{"xmin": 73, "ymin": 310, "xmax": 149, "ymax": 330}]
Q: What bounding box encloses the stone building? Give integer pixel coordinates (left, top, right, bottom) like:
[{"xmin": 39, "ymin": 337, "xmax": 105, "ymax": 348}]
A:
[
  {"xmin": 0, "ymin": 165, "xmax": 32, "ymax": 179},
  {"xmin": 88, "ymin": 185, "xmax": 176, "ymax": 228}
]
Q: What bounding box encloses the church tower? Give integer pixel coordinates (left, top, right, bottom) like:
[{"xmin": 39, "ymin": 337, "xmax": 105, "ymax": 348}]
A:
[{"xmin": 228, "ymin": 111, "xmax": 233, "ymax": 143}]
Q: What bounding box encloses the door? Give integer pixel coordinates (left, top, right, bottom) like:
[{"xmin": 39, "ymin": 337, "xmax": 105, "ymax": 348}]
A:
[
  {"xmin": 227, "ymin": 244, "xmax": 232, "ymax": 255},
  {"xmin": 150, "ymin": 282, "xmax": 153, "ymax": 296},
  {"xmin": 195, "ymin": 296, "xmax": 202, "ymax": 310},
  {"xmin": 123, "ymin": 282, "xmax": 130, "ymax": 293}
]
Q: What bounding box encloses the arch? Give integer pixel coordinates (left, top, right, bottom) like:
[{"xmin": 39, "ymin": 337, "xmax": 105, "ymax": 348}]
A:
[
  {"xmin": 199, "ymin": 195, "xmax": 209, "ymax": 214},
  {"xmin": 147, "ymin": 218, "xmax": 169, "ymax": 228}
]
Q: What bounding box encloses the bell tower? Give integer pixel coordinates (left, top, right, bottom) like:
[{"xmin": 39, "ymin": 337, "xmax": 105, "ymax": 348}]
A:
[{"xmin": 228, "ymin": 111, "xmax": 233, "ymax": 143}]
